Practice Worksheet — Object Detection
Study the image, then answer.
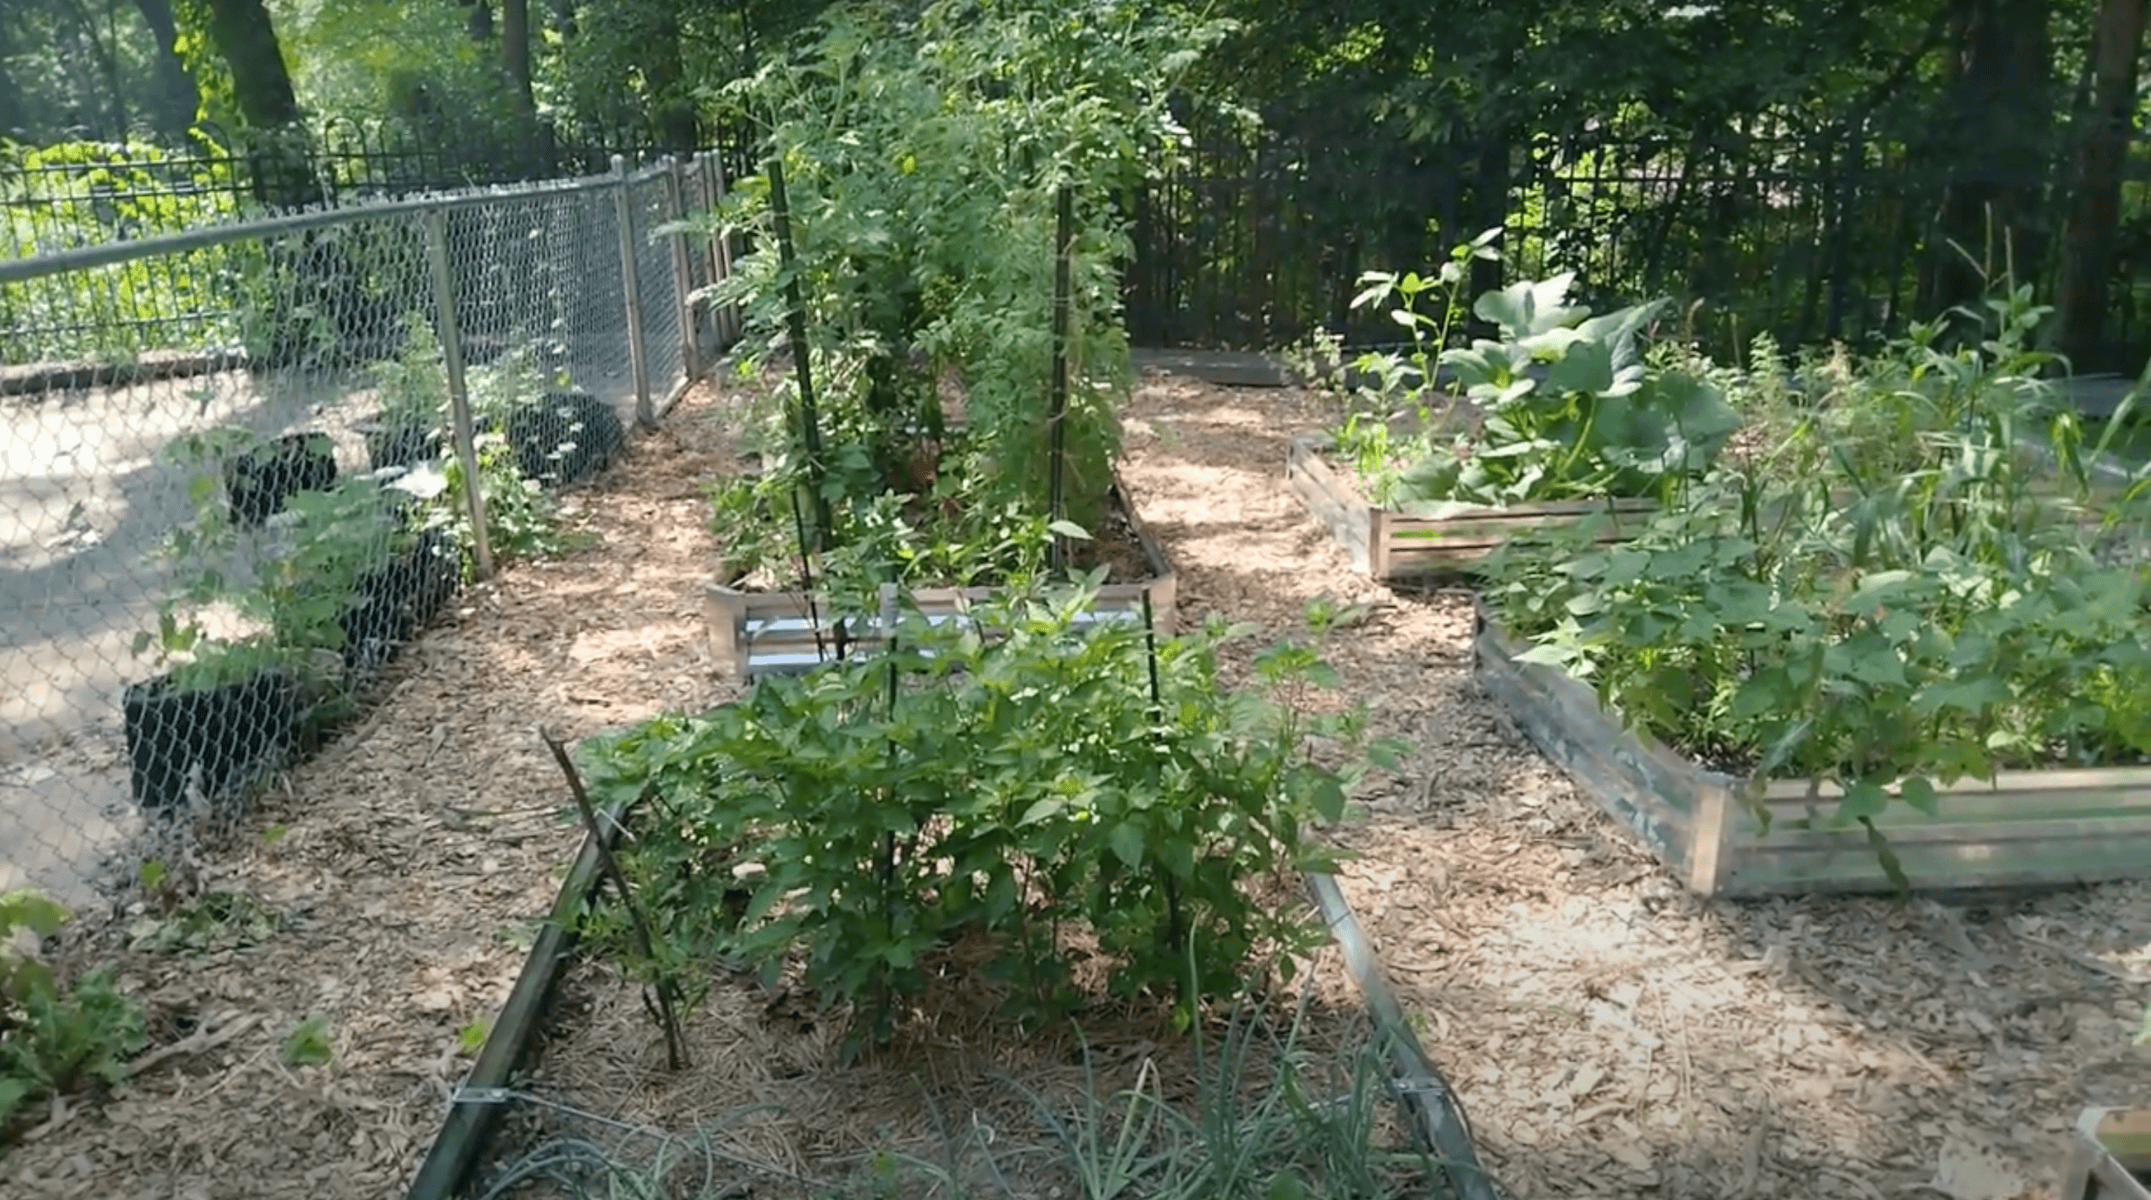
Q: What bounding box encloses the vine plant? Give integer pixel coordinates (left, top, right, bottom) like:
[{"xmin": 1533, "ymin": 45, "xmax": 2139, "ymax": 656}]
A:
[{"xmin": 573, "ymin": 584, "xmax": 1398, "ymax": 1052}]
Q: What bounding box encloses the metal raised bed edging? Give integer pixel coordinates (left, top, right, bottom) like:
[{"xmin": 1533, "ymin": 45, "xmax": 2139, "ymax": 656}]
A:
[
  {"xmin": 403, "ymin": 778, "xmax": 1491, "ymax": 1197},
  {"xmin": 405, "ymin": 790, "xmax": 637, "ymax": 1200},
  {"xmin": 1306, "ymin": 871, "xmax": 1502, "ymax": 1200}
]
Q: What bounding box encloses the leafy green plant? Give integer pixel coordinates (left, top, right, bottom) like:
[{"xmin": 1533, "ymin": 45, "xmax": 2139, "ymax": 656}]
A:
[
  {"xmin": 1, "ymin": 891, "xmax": 146, "ymax": 1132},
  {"xmin": 708, "ymin": 428, "xmax": 1097, "ymax": 603},
  {"xmin": 440, "ymin": 430, "xmax": 581, "ymax": 563},
  {"xmin": 1336, "ymin": 267, "xmax": 1742, "ymax": 512},
  {"xmin": 369, "ymin": 313, "xmax": 452, "ymax": 429},
  {"xmin": 0, "ymin": 136, "xmax": 253, "ymax": 367},
  {"xmin": 1480, "ymin": 290, "xmax": 2151, "ymax": 856},
  {"xmin": 125, "ymin": 889, "xmax": 284, "ymax": 955},
  {"xmin": 136, "ymin": 432, "xmax": 404, "ymax": 700},
  {"xmin": 282, "ymin": 1015, "xmax": 334, "ymax": 1068},
  {"xmin": 576, "ymin": 584, "xmax": 1394, "ymax": 1050},
  {"xmin": 455, "ymin": 1016, "xmax": 491, "ymax": 1056}
]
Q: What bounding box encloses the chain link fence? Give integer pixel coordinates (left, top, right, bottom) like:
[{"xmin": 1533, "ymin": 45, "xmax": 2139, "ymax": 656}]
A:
[{"xmin": 0, "ymin": 152, "xmax": 736, "ymax": 907}]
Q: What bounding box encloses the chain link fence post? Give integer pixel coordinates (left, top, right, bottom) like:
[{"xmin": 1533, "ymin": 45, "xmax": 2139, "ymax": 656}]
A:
[
  {"xmin": 664, "ymin": 155, "xmax": 699, "ymax": 385},
  {"xmin": 426, "ymin": 204, "xmax": 496, "ymax": 582},
  {"xmin": 611, "ymin": 155, "xmax": 656, "ymax": 430},
  {"xmin": 699, "ymin": 151, "xmax": 739, "ymax": 347}
]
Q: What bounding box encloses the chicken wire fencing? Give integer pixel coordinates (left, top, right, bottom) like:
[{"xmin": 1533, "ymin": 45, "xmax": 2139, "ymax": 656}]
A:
[{"xmin": 0, "ymin": 153, "xmax": 736, "ymax": 907}]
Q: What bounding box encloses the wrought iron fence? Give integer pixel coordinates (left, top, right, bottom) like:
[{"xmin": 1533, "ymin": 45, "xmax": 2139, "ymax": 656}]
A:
[
  {"xmin": 0, "ymin": 152, "xmax": 736, "ymax": 907},
  {"xmin": 1125, "ymin": 115, "xmax": 2151, "ymax": 370}
]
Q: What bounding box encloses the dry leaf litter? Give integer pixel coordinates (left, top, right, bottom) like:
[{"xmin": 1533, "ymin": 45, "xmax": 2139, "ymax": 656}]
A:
[{"xmin": 4, "ymin": 369, "xmax": 2149, "ymax": 1200}]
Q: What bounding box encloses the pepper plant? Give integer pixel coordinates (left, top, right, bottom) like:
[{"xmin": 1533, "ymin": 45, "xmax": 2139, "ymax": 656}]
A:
[{"xmin": 574, "ymin": 584, "xmax": 1397, "ymax": 1051}]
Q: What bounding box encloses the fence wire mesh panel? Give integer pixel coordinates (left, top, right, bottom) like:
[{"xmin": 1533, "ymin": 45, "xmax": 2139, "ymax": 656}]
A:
[
  {"xmin": 0, "ymin": 163, "xmax": 729, "ymax": 906},
  {"xmin": 630, "ymin": 167, "xmax": 686, "ymax": 409}
]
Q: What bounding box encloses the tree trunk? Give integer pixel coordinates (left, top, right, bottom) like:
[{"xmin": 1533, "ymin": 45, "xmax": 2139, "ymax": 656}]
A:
[
  {"xmin": 1924, "ymin": 0, "xmax": 2056, "ymax": 324},
  {"xmin": 465, "ymin": 0, "xmax": 494, "ymax": 41},
  {"xmin": 2058, "ymin": 0, "xmax": 2151, "ymax": 372},
  {"xmin": 132, "ymin": 0, "xmax": 203, "ymax": 139},
  {"xmin": 0, "ymin": 19, "xmax": 24, "ymax": 138},
  {"xmin": 200, "ymin": 0, "xmax": 320, "ymax": 212},
  {"xmin": 57, "ymin": 0, "xmax": 128, "ymax": 138},
  {"xmin": 501, "ymin": 0, "xmax": 534, "ymax": 117},
  {"xmin": 198, "ymin": 0, "xmax": 370, "ymax": 365}
]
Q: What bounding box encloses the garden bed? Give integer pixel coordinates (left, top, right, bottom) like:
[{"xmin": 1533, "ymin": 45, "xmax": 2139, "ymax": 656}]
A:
[
  {"xmin": 1286, "ymin": 435, "xmax": 1654, "ymax": 579},
  {"xmin": 423, "ymin": 786, "xmax": 1488, "ymax": 1200},
  {"xmin": 703, "ymin": 472, "xmax": 1179, "ymax": 678},
  {"xmin": 1473, "ymin": 603, "xmax": 2151, "ymax": 896},
  {"xmin": 2062, "ymin": 1107, "xmax": 2151, "ymax": 1200}
]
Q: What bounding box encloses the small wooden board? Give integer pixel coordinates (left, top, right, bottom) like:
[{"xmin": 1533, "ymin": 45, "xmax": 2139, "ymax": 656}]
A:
[
  {"xmin": 1287, "ymin": 436, "xmax": 1653, "ymax": 579},
  {"xmin": 1474, "ymin": 604, "xmax": 2151, "ymax": 896}
]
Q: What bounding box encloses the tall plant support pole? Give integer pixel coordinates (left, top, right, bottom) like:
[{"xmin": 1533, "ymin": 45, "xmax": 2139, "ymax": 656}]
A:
[
  {"xmin": 612, "ymin": 155, "xmax": 657, "ymax": 430},
  {"xmin": 425, "ymin": 206, "xmax": 496, "ymax": 582},
  {"xmin": 664, "ymin": 155, "xmax": 700, "ymax": 383},
  {"xmin": 767, "ymin": 153, "xmax": 835, "ymax": 556},
  {"xmin": 1046, "ymin": 183, "xmax": 1075, "ymax": 570}
]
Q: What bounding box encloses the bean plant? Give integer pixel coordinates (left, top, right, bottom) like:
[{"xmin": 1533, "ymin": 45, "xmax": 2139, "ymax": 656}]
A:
[
  {"xmin": 1480, "ymin": 289, "xmax": 2151, "ymax": 854},
  {"xmin": 574, "ymin": 585, "xmax": 1397, "ymax": 1052}
]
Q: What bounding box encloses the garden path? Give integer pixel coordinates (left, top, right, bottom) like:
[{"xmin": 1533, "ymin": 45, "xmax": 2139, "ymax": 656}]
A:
[{"xmin": 1118, "ymin": 367, "xmax": 2151, "ymax": 1200}]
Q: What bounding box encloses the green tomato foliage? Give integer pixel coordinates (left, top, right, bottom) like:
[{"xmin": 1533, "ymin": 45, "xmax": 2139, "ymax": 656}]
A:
[{"xmin": 700, "ymin": 0, "xmax": 1231, "ymax": 536}]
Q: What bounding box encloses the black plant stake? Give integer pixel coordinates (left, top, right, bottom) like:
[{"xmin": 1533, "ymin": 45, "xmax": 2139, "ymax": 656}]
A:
[
  {"xmin": 1046, "ymin": 183, "xmax": 1075, "ymax": 573},
  {"xmin": 540, "ymin": 727, "xmax": 690, "ymax": 1071},
  {"xmin": 1140, "ymin": 591, "xmax": 1188, "ymax": 1006}
]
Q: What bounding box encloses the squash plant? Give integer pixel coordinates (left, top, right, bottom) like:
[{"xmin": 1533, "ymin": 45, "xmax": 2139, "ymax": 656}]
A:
[
  {"xmin": 574, "ymin": 585, "xmax": 1398, "ymax": 1051},
  {"xmin": 1332, "ymin": 253, "xmax": 1741, "ymax": 513},
  {"xmin": 1479, "ymin": 292, "xmax": 2151, "ymax": 851}
]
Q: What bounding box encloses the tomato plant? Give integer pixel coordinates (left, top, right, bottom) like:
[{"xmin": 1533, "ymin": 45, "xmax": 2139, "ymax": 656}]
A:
[{"xmin": 701, "ymin": 0, "xmax": 1231, "ymax": 549}]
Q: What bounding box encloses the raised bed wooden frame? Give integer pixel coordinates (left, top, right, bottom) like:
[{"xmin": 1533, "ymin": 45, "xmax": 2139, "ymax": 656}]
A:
[
  {"xmin": 1286, "ymin": 435, "xmax": 1654, "ymax": 579},
  {"xmin": 1474, "ymin": 605, "xmax": 2151, "ymax": 896},
  {"xmin": 2062, "ymin": 1107, "xmax": 2151, "ymax": 1200},
  {"xmin": 704, "ymin": 474, "xmax": 1179, "ymax": 679}
]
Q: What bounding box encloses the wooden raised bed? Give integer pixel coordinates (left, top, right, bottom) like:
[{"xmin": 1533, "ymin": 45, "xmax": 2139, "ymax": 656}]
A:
[
  {"xmin": 1287, "ymin": 436, "xmax": 1654, "ymax": 579},
  {"xmin": 1474, "ymin": 605, "xmax": 2151, "ymax": 896},
  {"xmin": 704, "ymin": 476, "xmax": 1178, "ymax": 679},
  {"xmin": 2062, "ymin": 1107, "xmax": 2151, "ymax": 1200}
]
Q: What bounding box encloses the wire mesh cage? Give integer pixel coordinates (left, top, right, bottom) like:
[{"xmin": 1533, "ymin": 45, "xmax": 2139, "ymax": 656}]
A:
[{"xmin": 0, "ymin": 156, "xmax": 733, "ymax": 907}]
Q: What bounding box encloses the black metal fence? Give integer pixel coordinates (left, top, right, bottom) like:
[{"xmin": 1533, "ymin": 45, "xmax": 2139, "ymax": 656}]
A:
[
  {"xmin": 17, "ymin": 112, "xmax": 2151, "ymax": 370},
  {"xmin": 1125, "ymin": 114, "xmax": 2151, "ymax": 371}
]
